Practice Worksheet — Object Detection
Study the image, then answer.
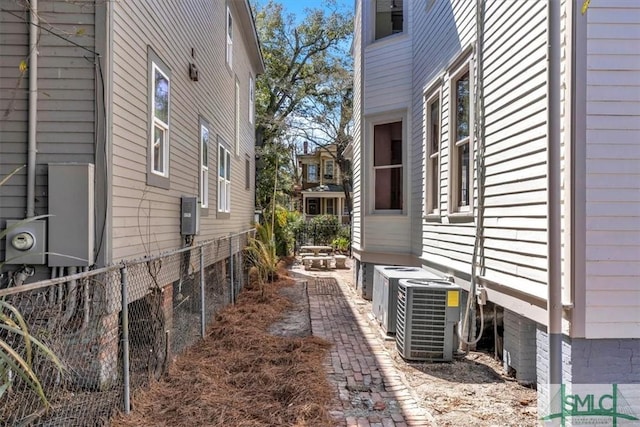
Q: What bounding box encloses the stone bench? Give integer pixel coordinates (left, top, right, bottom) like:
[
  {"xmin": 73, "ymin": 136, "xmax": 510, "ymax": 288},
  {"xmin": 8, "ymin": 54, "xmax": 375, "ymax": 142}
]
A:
[
  {"xmin": 302, "ymin": 256, "xmax": 334, "ymax": 270},
  {"xmin": 334, "ymin": 255, "xmax": 347, "ymax": 269}
]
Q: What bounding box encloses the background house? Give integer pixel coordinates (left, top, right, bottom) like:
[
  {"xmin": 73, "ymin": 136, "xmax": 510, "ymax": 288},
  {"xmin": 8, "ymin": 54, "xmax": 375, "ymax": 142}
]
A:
[
  {"xmin": 1, "ymin": 0, "xmax": 264, "ymax": 281},
  {"xmin": 297, "ymin": 143, "xmax": 351, "ymax": 224},
  {"xmin": 352, "ymin": 0, "xmax": 639, "ymax": 401}
]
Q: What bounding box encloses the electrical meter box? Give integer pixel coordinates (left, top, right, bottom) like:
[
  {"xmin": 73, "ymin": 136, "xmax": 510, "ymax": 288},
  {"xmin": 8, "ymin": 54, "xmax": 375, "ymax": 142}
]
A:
[
  {"xmin": 48, "ymin": 163, "xmax": 94, "ymax": 267},
  {"xmin": 181, "ymin": 196, "xmax": 198, "ymax": 235}
]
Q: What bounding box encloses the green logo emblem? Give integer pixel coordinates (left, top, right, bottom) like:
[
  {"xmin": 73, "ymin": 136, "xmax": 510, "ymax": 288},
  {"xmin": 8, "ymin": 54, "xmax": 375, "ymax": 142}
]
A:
[{"xmin": 540, "ymin": 384, "xmax": 639, "ymax": 426}]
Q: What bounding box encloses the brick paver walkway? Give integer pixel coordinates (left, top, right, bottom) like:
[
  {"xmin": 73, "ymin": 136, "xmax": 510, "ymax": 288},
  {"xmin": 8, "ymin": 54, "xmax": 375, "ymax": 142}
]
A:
[{"xmin": 306, "ymin": 275, "xmax": 434, "ymax": 427}]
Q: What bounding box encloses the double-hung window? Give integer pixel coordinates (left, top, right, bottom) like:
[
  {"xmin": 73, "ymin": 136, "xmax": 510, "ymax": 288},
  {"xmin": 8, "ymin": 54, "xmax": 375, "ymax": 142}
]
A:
[
  {"xmin": 200, "ymin": 123, "xmax": 210, "ymax": 209},
  {"xmin": 425, "ymin": 92, "xmax": 441, "ymax": 215},
  {"xmin": 147, "ymin": 51, "xmax": 171, "ymax": 188},
  {"xmin": 450, "ymin": 64, "xmax": 472, "ymax": 213},
  {"xmin": 324, "ymin": 159, "xmax": 334, "ymax": 180},
  {"xmin": 307, "ymin": 164, "xmax": 318, "ymax": 182},
  {"xmin": 235, "ymin": 79, "xmax": 240, "ymax": 155},
  {"xmin": 374, "ymin": 121, "xmax": 403, "ymax": 211},
  {"xmin": 249, "ymin": 76, "xmax": 255, "ymax": 124},
  {"xmin": 218, "ymin": 144, "xmax": 231, "ymax": 213},
  {"xmin": 226, "ymin": 6, "xmax": 233, "ymax": 68}
]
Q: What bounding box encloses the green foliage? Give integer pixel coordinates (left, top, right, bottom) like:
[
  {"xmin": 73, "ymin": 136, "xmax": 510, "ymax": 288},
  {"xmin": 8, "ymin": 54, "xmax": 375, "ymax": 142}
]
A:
[
  {"xmin": 308, "ymin": 215, "xmax": 340, "ymax": 245},
  {"xmin": 331, "ymin": 236, "xmax": 350, "ymax": 253},
  {"xmin": 255, "ymin": 142, "xmax": 294, "ymax": 210},
  {"xmin": 245, "ymin": 223, "xmax": 279, "ymax": 285}
]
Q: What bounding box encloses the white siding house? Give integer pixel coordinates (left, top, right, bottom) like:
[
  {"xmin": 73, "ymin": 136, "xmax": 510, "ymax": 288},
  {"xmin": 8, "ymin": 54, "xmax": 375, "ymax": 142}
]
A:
[{"xmin": 352, "ymin": 0, "xmax": 640, "ymax": 394}]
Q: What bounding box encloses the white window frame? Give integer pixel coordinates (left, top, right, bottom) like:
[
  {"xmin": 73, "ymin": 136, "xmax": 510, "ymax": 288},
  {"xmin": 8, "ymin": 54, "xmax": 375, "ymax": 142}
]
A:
[
  {"xmin": 218, "ymin": 144, "xmax": 231, "ymax": 213},
  {"xmin": 448, "ymin": 60, "xmax": 473, "ymax": 215},
  {"xmin": 372, "ymin": 119, "xmax": 404, "ymax": 213},
  {"xmin": 324, "ymin": 159, "xmax": 334, "ymax": 179},
  {"xmin": 200, "ymin": 123, "xmax": 210, "ymax": 209},
  {"xmin": 226, "ymin": 6, "xmax": 233, "ymax": 68},
  {"xmin": 307, "ymin": 163, "xmax": 319, "ymax": 183},
  {"xmin": 425, "ymin": 90, "xmax": 442, "ymax": 217},
  {"xmin": 235, "ymin": 79, "xmax": 240, "ymax": 156},
  {"xmin": 249, "ymin": 75, "xmax": 255, "ymax": 124},
  {"xmin": 151, "ymin": 62, "xmax": 170, "ymax": 178}
]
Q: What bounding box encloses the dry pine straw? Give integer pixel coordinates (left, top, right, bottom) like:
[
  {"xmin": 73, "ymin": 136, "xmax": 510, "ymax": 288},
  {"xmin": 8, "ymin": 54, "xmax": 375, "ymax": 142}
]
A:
[{"xmin": 111, "ymin": 268, "xmax": 335, "ymax": 427}]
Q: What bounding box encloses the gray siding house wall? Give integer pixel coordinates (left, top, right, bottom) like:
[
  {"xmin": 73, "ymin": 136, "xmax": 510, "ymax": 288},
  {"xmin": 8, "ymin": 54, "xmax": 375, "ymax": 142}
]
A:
[{"xmin": 0, "ymin": 0, "xmax": 263, "ymax": 279}]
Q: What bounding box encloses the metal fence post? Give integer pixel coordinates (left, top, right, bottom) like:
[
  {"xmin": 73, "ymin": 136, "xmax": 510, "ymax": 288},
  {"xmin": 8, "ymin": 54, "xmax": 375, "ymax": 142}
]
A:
[
  {"xmin": 229, "ymin": 234, "xmax": 235, "ymax": 304},
  {"xmin": 120, "ymin": 265, "xmax": 130, "ymax": 414},
  {"xmin": 200, "ymin": 246, "xmax": 205, "ymax": 338}
]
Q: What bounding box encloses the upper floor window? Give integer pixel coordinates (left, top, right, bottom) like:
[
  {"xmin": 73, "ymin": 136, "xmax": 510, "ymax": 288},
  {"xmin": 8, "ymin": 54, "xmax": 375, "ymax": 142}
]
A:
[
  {"xmin": 450, "ymin": 64, "xmax": 472, "ymax": 213},
  {"xmin": 200, "ymin": 122, "xmax": 210, "ymax": 209},
  {"xmin": 218, "ymin": 144, "xmax": 231, "ymax": 213},
  {"xmin": 375, "ymin": 0, "xmax": 403, "ymax": 40},
  {"xmin": 147, "ymin": 52, "xmax": 171, "ymax": 189},
  {"xmin": 226, "ymin": 6, "xmax": 233, "ymax": 68},
  {"xmin": 425, "ymin": 92, "xmax": 441, "ymax": 215},
  {"xmin": 249, "ymin": 75, "xmax": 255, "ymax": 124},
  {"xmin": 307, "ymin": 164, "xmax": 319, "ymax": 182},
  {"xmin": 374, "ymin": 121, "xmax": 403, "ymax": 211},
  {"xmin": 324, "ymin": 160, "xmax": 334, "ymax": 179},
  {"xmin": 235, "ymin": 79, "xmax": 240, "ymax": 155}
]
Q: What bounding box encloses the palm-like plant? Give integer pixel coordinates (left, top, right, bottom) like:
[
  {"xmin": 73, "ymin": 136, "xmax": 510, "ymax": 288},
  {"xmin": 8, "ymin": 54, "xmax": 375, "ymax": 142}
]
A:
[
  {"xmin": 0, "ymin": 300, "xmax": 63, "ymax": 406},
  {"xmin": 245, "ymin": 223, "xmax": 279, "ymax": 286}
]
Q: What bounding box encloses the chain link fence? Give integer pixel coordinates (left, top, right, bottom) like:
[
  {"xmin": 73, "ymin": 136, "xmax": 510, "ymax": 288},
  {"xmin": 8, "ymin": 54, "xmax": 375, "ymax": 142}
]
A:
[{"xmin": 0, "ymin": 230, "xmax": 252, "ymax": 426}]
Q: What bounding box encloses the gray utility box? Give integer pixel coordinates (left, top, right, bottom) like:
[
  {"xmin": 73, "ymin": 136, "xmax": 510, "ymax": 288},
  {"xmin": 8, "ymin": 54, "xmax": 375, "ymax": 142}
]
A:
[
  {"xmin": 48, "ymin": 163, "xmax": 95, "ymax": 267},
  {"xmin": 356, "ymin": 262, "xmax": 375, "ymax": 300},
  {"xmin": 372, "ymin": 266, "xmax": 439, "ymax": 334},
  {"xmin": 396, "ymin": 279, "xmax": 461, "ymax": 362},
  {"xmin": 180, "ymin": 196, "xmax": 198, "ymax": 235}
]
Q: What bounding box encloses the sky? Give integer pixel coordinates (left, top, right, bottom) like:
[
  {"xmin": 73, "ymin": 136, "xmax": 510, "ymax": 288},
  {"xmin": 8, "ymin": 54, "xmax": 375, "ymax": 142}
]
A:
[{"xmin": 276, "ymin": 0, "xmax": 353, "ymax": 21}]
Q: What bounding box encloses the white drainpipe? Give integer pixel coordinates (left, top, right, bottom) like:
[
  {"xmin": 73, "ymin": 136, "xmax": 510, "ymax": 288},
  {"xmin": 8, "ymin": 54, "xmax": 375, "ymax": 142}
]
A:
[
  {"xmin": 547, "ymin": 0, "xmax": 563, "ymax": 388},
  {"xmin": 27, "ymin": 0, "xmax": 39, "ymax": 218}
]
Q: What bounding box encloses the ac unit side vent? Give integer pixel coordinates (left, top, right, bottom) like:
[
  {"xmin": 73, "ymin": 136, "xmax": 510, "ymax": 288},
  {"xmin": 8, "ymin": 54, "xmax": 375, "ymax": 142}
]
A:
[{"xmin": 395, "ymin": 279, "xmax": 461, "ymax": 362}]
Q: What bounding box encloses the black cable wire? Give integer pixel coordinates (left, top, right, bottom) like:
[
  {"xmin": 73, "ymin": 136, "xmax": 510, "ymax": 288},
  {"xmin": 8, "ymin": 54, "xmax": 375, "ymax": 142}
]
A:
[{"xmin": 1, "ymin": 7, "xmax": 98, "ymax": 56}]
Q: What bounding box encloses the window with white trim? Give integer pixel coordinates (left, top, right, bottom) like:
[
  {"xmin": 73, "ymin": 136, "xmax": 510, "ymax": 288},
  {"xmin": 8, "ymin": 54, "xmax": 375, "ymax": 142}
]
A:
[
  {"xmin": 307, "ymin": 164, "xmax": 319, "ymax": 182},
  {"xmin": 226, "ymin": 6, "xmax": 233, "ymax": 68},
  {"xmin": 450, "ymin": 64, "xmax": 472, "ymax": 212},
  {"xmin": 425, "ymin": 92, "xmax": 441, "ymax": 215},
  {"xmin": 249, "ymin": 75, "xmax": 255, "ymax": 124},
  {"xmin": 324, "ymin": 159, "xmax": 334, "ymax": 179},
  {"xmin": 200, "ymin": 123, "xmax": 210, "ymax": 208},
  {"xmin": 218, "ymin": 144, "xmax": 231, "ymax": 213},
  {"xmin": 374, "ymin": 121, "xmax": 403, "ymax": 211},
  {"xmin": 235, "ymin": 79, "xmax": 240, "ymax": 155},
  {"xmin": 151, "ymin": 62, "xmax": 170, "ymax": 177}
]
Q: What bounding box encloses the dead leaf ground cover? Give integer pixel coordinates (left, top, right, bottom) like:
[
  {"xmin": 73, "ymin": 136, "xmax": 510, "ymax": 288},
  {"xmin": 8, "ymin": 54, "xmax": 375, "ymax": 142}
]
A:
[{"xmin": 111, "ymin": 266, "xmax": 334, "ymax": 427}]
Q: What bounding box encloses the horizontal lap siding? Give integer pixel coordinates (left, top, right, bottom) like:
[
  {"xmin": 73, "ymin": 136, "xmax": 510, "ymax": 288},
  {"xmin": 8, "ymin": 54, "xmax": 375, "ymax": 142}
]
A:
[
  {"xmin": 0, "ymin": 1, "xmax": 96, "ymax": 262},
  {"xmin": 412, "ymin": 0, "xmax": 476, "ymax": 273},
  {"xmin": 363, "ymin": 37, "xmax": 411, "ymax": 113},
  {"xmin": 352, "ymin": 2, "xmax": 362, "ymax": 249},
  {"xmin": 479, "ymin": 0, "xmax": 548, "ymax": 290},
  {"xmin": 584, "ymin": 1, "xmax": 640, "ymax": 338},
  {"xmin": 112, "ymin": 0, "xmax": 258, "ymax": 261}
]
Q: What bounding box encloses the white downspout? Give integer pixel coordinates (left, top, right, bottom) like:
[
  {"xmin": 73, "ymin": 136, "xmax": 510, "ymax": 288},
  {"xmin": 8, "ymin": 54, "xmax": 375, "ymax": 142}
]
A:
[
  {"xmin": 27, "ymin": 0, "xmax": 39, "ymax": 218},
  {"xmin": 547, "ymin": 0, "xmax": 563, "ymax": 388}
]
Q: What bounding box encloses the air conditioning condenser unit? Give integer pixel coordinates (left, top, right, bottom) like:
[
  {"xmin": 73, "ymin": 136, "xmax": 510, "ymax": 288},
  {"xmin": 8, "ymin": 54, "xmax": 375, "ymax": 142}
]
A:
[
  {"xmin": 396, "ymin": 278, "xmax": 461, "ymax": 362},
  {"xmin": 372, "ymin": 266, "xmax": 439, "ymax": 335}
]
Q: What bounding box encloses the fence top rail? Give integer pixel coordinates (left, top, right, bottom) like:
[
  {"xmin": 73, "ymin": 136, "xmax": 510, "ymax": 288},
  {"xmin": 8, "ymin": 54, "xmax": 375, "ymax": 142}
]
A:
[
  {"xmin": 0, "ymin": 228, "xmax": 256, "ymax": 297},
  {"xmin": 0, "ymin": 265, "xmax": 119, "ymax": 297}
]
